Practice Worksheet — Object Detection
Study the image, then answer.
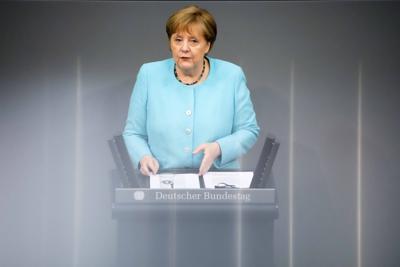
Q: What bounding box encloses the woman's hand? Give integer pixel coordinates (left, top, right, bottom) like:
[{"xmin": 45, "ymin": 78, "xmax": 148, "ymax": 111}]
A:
[
  {"xmin": 139, "ymin": 155, "xmax": 159, "ymax": 176},
  {"xmin": 192, "ymin": 142, "xmax": 221, "ymax": 176}
]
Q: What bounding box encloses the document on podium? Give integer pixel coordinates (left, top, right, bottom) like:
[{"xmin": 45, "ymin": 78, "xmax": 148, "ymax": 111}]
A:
[
  {"xmin": 150, "ymin": 173, "xmax": 200, "ymax": 189},
  {"xmin": 203, "ymin": 172, "xmax": 253, "ymax": 189},
  {"xmin": 149, "ymin": 171, "xmax": 253, "ymax": 189}
]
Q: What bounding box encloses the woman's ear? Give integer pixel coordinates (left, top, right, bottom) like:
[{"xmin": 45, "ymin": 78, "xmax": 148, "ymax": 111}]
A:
[
  {"xmin": 168, "ymin": 39, "xmax": 172, "ymax": 51},
  {"xmin": 206, "ymin": 42, "xmax": 211, "ymax": 54}
]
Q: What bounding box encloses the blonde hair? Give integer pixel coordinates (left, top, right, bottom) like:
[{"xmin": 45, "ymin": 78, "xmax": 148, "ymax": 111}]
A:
[{"xmin": 166, "ymin": 5, "xmax": 217, "ymax": 51}]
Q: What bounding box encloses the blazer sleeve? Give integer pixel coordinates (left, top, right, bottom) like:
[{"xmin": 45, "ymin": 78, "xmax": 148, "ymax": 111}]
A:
[
  {"xmin": 123, "ymin": 64, "xmax": 152, "ymax": 169},
  {"xmin": 214, "ymin": 68, "xmax": 260, "ymax": 167}
]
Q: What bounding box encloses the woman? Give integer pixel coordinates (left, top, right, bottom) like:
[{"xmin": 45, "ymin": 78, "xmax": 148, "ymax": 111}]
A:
[{"xmin": 123, "ymin": 5, "xmax": 260, "ymax": 176}]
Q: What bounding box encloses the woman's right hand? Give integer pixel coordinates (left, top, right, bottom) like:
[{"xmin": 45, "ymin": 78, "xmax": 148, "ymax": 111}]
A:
[{"xmin": 139, "ymin": 155, "xmax": 160, "ymax": 176}]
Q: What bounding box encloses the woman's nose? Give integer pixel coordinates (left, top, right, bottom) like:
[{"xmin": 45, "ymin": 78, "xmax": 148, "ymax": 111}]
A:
[{"xmin": 180, "ymin": 40, "xmax": 190, "ymax": 52}]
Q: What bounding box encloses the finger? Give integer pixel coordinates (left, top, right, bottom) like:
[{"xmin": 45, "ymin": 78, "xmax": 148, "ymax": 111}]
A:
[
  {"xmin": 147, "ymin": 159, "xmax": 157, "ymax": 175},
  {"xmin": 192, "ymin": 144, "xmax": 206, "ymax": 154},
  {"xmin": 199, "ymin": 155, "xmax": 212, "ymax": 176},
  {"xmin": 140, "ymin": 162, "xmax": 150, "ymax": 176},
  {"xmin": 149, "ymin": 158, "xmax": 159, "ymax": 175}
]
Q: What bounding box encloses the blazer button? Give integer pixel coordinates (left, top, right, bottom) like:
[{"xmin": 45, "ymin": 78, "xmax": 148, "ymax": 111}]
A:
[
  {"xmin": 185, "ymin": 110, "xmax": 192, "ymax": 116},
  {"xmin": 185, "ymin": 128, "xmax": 192, "ymax": 135}
]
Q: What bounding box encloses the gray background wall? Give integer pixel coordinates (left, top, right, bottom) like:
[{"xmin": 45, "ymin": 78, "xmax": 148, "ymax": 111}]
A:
[{"xmin": 1, "ymin": 1, "xmax": 399, "ymax": 267}]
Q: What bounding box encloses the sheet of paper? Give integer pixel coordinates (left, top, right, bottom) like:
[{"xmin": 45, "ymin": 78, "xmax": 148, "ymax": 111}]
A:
[
  {"xmin": 150, "ymin": 173, "xmax": 200, "ymax": 189},
  {"xmin": 203, "ymin": 171, "xmax": 253, "ymax": 189}
]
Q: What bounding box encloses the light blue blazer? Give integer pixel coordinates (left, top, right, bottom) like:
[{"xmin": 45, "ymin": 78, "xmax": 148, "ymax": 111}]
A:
[{"xmin": 123, "ymin": 57, "xmax": 260, "ymax": 170}]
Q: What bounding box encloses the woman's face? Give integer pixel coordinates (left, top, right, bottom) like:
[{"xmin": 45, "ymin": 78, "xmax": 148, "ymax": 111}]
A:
[{"xmin": 170, "ymin": 23, "xmax": 211, "ymax": 74}]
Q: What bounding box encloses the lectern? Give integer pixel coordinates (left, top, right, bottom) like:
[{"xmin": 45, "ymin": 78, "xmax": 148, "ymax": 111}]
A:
[{"xmin": 109, "ymin": 134, "xmax": 280, "ymax": 267}]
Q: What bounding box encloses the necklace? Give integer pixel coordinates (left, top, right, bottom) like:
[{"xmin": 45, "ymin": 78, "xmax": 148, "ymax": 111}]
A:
[{"xmin": 174, "ymin": 59, "xmax": 206, "ymax": 85}]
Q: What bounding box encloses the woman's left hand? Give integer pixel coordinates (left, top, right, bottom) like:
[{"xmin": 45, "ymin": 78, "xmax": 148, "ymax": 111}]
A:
[{"xmin": 192, "ymin": 142, "xmax": 221, "ymax": 176}]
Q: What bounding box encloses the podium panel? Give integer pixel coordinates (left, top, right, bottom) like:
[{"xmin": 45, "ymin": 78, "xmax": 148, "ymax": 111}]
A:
[
  {"xmin": 109, "ymin": 134, "xmax": 281, "ymax": 267},
  {"xmin": 112, "ymin": 189, "xmax": 278, "ymax": 267}
]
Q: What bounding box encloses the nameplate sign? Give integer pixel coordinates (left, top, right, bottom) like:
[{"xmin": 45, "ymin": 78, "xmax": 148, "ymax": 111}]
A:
[{"xmin": 115, "ymin": 188, "xmax": 275, "ymax": 204}]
